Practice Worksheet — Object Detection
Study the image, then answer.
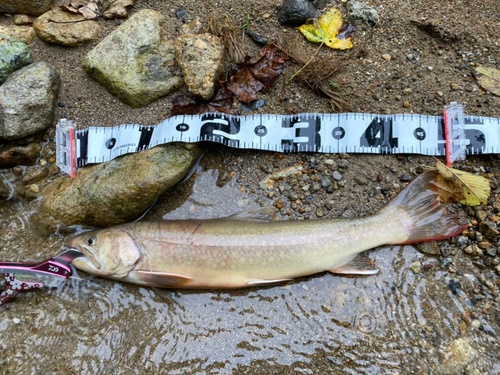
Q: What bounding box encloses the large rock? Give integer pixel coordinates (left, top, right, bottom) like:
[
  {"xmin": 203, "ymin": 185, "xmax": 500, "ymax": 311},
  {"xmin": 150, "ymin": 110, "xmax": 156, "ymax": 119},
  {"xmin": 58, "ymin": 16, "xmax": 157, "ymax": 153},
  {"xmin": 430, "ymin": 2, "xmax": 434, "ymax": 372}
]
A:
[
  {"xmin": 33, "ymin": 143, "xmax": 201, "ymax": 235},
  {"xmin": 0, "ymin": 25, "xmax": 36, "ymax": 45},
  {"xmin": 277, "ymin": 0, "xmax": 327, "ymax": 27},
  {"xmin": 0, "ymin": 142, "xmax": 42, "ymax": 168},
  {"xmin": 0, "ymin": 62, "xmax": 60, "ymax": 140},
  {"xmin": 0, "ymin": 0, "xmax": 53, "ymax": 17},
  {"xmin": 0, "ymin": 42, "xmax": 32, "ymax": 83},
  {"xmin": 33, "ymin": 7, "xmax": 101, "ymax": 47},
  {"xmin": 82, "ymin": 9, "xmax": 184, "ymax": 108},
  {"xmin": 436, "ymin": 337, "xmax": 477, "ymax": 375},
  {"xmin": 175, "ymin": 33, "xmax": 224, "ymax": 100}
]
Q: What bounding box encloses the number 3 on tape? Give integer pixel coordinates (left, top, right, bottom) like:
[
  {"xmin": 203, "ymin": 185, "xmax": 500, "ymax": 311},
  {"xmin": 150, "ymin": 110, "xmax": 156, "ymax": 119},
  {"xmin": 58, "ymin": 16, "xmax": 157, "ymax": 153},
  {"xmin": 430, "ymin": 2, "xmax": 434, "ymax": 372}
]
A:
[{"xmin": 56, "ymin": 103, "xmax": 497, "ymax": 178}]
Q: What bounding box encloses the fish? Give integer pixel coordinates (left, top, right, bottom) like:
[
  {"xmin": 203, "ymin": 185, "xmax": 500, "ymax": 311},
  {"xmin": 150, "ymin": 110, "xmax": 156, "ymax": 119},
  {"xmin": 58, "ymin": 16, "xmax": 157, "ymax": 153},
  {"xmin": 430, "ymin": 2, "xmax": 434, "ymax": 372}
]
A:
[{"xmin": 68, "ymin": 170, "xmax": 468, "ymax": 289}]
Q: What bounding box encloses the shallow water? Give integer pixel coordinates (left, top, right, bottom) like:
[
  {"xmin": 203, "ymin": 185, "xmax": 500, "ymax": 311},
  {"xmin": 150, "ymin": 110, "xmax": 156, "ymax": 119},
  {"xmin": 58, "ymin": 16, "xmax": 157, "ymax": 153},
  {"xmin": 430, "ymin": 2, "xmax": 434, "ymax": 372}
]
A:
[{"xmin": 1, "ymin": 155, "xmax": 499, "ymax": 374}]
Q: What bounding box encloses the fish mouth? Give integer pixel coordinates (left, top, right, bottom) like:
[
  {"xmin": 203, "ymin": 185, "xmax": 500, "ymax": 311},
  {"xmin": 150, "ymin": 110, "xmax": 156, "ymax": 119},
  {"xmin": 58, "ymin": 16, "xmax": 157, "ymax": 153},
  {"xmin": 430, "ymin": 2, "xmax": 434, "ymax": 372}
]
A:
[
  {"xmin": 71, "ymin": 255, "xmax": 100, "ymax": 274},
  {"xmin": 67, "ymin": 240, "xmax": 101, "ymax": 271}
]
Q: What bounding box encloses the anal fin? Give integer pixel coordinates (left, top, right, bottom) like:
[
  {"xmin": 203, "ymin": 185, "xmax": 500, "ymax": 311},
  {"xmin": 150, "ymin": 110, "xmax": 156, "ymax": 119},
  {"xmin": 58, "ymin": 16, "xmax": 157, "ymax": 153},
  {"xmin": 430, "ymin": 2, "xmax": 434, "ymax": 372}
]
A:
[
  {"xmin": 135, "ymin": 270, "xmax": 194, "ymax": 288},
  {"xmin": 329, "ymin": 254, "xmax": 379, "ymax": 276},
  {"xmin": 245, "ymin": 278, "xmax": 293, "ymax": 286}
]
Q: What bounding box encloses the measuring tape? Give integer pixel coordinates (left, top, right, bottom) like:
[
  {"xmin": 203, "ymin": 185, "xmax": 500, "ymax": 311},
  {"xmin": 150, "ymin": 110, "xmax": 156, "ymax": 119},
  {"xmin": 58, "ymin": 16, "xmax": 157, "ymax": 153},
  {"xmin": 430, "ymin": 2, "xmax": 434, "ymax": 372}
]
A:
[{"xmin": 56, "ymin": 102, "xmax": 498, "ymax": 178}]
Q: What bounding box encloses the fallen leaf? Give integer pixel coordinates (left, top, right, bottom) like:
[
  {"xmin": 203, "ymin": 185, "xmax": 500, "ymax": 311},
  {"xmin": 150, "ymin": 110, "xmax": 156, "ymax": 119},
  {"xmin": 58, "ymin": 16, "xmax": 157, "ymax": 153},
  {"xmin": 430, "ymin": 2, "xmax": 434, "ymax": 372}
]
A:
[
  {"xmin": 103, "ymin": 0, "xmax": 135, "ymax": 19},
  {"xmin": 171, "ymin": 82, "xmax": 240, "ymax": 116},
  {"xmin": 434, "ymin": 174, "xmax": 466, "ymax": 204},
  {"xmin": 435, "ymin": 160, "xmax": 490, "ymax": 206},
  {"xmin": 472, "ymin": 66, "xmax": 500, "ymax": 96},
  {"xmin": 297, "ymin": 8, "xmax": 355, "ymax": 50},
  {"xmin": 60, "ymin": 0, "xmax": 135, "ymax": 20},
  {"xmin": 227, "ymin": 45, "xmax": 289, "ymax": 104}
]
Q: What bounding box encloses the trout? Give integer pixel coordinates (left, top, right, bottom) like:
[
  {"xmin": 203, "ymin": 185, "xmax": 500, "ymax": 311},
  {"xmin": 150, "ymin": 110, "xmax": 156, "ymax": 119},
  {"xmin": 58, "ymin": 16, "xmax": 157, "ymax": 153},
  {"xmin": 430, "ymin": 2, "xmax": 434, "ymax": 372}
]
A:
[{"xmin": 68, "ymin": 170, "xmax": 468, "ymax": 288}]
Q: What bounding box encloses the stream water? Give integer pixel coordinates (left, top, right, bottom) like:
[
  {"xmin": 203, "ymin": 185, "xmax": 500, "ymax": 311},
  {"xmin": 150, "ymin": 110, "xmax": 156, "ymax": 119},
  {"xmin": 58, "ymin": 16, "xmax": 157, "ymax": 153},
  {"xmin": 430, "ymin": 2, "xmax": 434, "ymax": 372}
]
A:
[{"xmin": 0, "ymin": 153, "xmax": 499, "ymax": 374}]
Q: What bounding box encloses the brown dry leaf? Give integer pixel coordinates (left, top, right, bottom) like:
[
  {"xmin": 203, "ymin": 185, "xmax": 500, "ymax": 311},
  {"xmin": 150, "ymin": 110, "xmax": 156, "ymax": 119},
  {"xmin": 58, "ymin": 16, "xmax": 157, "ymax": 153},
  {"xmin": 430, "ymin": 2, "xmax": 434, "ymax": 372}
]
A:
[
  {"xmin": 61, "ymin": 0, "xmax": 135, "ymax": 20},
  {"xmin": 103, "ymin": 0, "xmax": 135, "ymax": 19},
  {"xmin": 434, "ymin": 173, "xmax": 466, "ymax": 203},
  {"xmin": 435, "ymin": 160, "xmax": 490, "ymax": 206},
  {"xmin": 170, "ymin": 83, "xmax": 239, "ymax": 116},
  {"xmin": 227, "ymin": 45, "xmax": 289, "ymax": 104}
]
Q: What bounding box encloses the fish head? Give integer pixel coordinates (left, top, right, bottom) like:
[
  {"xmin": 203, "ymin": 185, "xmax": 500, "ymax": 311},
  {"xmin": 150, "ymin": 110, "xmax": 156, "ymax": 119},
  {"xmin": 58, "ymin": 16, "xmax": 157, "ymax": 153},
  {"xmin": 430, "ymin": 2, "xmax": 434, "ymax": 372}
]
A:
[{"xmin": 67, "ymin": 227, "xmax": 142, "ymax": 278}]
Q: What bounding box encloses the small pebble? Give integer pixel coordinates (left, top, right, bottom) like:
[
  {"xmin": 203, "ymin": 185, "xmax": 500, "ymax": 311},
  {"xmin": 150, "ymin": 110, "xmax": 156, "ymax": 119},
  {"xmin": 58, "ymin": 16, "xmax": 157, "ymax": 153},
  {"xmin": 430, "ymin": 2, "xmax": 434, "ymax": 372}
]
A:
[
  {"xmin": 410, "ymin": 260, "xmax": 422, "ymax": 274},
  {"xmin": 381, "ymin": 53, "xmax": 391, "ymax": 61},
  {"xmin": 403, "ymin": 101, "xmax": 410, "ymax": 108},
  {"xmin": 399, "ymin": 174, "xmax": 411, "ymax": 182},
  {"xmin": 332, "ymin": 171, "xmax": 343, "ymax": 181},
  {"xmin": 13, "ymin": 318, "xmax": 20, "ymax": 324},
  {"xmin": 320, "ymin": 177, "xmax": 332, "ymax": 188},
  {"xmin": 338, "ymin": 159, "xmax": 349, "ymax": 168},
  {"xmin": 353, "ymin": 175, "xmax": 369, "ymax": 186},
  {"xmin": 428, "ymin": 66, "xmax": 434, "ymax": 71}
]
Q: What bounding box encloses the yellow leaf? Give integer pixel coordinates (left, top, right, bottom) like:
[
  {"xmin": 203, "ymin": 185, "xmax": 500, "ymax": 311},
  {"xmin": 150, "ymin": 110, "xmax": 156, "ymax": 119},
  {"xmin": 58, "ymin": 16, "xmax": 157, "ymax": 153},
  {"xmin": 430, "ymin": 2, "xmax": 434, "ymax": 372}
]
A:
[
  {"xmin": 297, "ymin": 8, "xmax": 354, "ymax": 50},
  {"xmin": 472, "ymin": 66, "xmax": 500, "ymax": 96},
  {"xmin": 435, "ymin": 160, "xmax": 490, "ymax": 206}
]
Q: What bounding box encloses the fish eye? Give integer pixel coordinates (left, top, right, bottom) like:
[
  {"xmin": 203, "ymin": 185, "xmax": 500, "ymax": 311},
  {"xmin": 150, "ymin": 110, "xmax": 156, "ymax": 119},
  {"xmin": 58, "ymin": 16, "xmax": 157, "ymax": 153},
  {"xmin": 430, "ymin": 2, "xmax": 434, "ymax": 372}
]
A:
[{"xmin": 88, "ymin": 238, "xmax": 94, "ymax": 245}]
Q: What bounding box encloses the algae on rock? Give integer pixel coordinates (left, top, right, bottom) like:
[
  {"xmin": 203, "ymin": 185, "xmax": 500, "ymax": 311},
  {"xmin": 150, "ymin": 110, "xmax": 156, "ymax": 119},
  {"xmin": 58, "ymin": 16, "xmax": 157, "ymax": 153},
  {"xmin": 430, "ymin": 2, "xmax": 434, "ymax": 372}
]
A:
[{"xmin": 82, "ymin": 9, "xmax": 184, "ymax": 108}]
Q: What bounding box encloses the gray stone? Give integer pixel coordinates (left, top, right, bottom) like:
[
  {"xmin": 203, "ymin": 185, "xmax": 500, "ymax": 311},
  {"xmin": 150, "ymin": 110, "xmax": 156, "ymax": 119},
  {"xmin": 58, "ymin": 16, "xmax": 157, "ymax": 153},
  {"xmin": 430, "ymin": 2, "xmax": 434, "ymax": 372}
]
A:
[
  {"xmin": 0, "ymin": 25, "xmax": 36, "ymax": 45},
  {"xmin": 175, "ymin": 33, "xmax": 224, "ymax": 100},
  {"xmin": 338, "ymin": 159, "xmax": 349, "ymax": 168},
  {"xmin": 347, "ymin": 1, "xmax": 379, "ymax": 28},
  {"xmin": 0, "ymin": 62, "xmax": 60, "ymax": 140},
  {"xmin": 33, "ymin": 143, "xmax": 201, "ymax": 235},
  {"xmin": 82, "ymin": 9, "xmax": 184, "ymax": 108},
  {"xmin": 0, "ymin": 174, "xmax": 13, "ymax": 200},
  {"xmin": 456, "ymin": 235, "xmax": 468, "ymax": 247},
  {"xmin": 33, "ymin": 8, "xmax": 101, "ymax": 47},
  {"xmin": 278, "ymin": 0, "xmax": 327, "ymax": 27},
  {"xmin": 332, "ymin": 171, "xmax": 343, "ymax": 181},
  {"xmin": 320, "ymin": 177, "xmax": 332, "ymax": 188},
  {"xmin": 0, "ymin": 142, "xmax": 41, "ymax": 168},
  {"xmin": 0, "ymin": 0, "xmax": 53, "ymax": 17},
  {"xmin": 0, "ymin": 42, "xmax": 32, "ymax": 83}
]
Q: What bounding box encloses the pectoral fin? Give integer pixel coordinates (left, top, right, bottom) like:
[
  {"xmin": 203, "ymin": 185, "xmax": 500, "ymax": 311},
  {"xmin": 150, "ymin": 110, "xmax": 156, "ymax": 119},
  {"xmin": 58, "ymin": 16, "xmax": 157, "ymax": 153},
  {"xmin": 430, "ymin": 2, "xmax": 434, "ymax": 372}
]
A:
[
  {"xmin": 245, "ymin": 278, "xmax": 293, "ymax": 286},
  {"xmin": 329, "ymin": 254, "xmax": 379, "ymax": 275},
  {"xmin": 135, "ymin": 270, "xmax": 194, "ymax": 287}
]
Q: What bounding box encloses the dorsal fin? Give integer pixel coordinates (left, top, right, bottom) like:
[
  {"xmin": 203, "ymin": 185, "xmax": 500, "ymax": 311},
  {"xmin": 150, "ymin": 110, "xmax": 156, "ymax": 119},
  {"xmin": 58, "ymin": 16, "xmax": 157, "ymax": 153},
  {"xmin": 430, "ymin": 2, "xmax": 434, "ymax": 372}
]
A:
[
  {"xmin": 228, "ymin": 207, "xmax": 278, "ymax": 222},
  {"xmin": 329, "ymin": 254, "xmax": 379, "ymax": 275}
]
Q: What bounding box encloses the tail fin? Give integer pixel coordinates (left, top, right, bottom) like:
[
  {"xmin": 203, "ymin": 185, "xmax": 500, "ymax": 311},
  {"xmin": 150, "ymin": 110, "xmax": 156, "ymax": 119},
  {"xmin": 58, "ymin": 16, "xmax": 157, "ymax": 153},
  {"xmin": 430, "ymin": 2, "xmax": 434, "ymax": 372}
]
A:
[{"xmin": 381, "ymin": 170, "xmax": 469, "ymax": 244}]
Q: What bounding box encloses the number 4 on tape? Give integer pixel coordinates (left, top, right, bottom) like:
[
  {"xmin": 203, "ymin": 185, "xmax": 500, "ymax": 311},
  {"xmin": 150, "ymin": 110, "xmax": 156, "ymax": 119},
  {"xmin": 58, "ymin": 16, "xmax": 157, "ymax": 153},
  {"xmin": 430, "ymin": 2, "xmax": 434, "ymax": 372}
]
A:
[{"xmin": 56, "ymin": 104, "xmax": 468, "ymax": 178}]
